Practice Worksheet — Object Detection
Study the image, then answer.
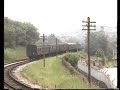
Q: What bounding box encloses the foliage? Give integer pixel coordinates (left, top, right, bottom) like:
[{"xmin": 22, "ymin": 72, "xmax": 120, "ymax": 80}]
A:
[
  {"xmin": 79, "ymin": 52, "xmax": 87, "ymax": 59},
  {"xmin": 84, "ymin": 30, "xmax": 114, "ymax": 60},
  {"xmin": 46, "ymin": 34, "xmax": 61, "ymax": 44},
  {"xmin": 21, "ymin": 55, "xmax": 99, "ymax": 89},
  {"xmin": 4, "ymin": 17, "xmax": 40, "ymax": 48},
  {"xmin": 95, "ymin": 49, "xmax": 106, "ymax": 65},
  {"xmin": 104, "ymin": 60, "xmax": 115, "ymax": 68},
  {"xmin": 106, "ymin": 41, "xmax": 115, "ymax": 60},
  {"xmin": 4, "ymin": 46, "xmax": 26, "ymax": 63},
  {"xmin": 62, "ymin": 53, "xmax": 80, "ymax": 67},
  {"xmin": 66, "ymin": 37, "xmax": 79, "ymax": 43},
  {"xmin": 36, "ymin": 34, "xmax": 61, "ymax": 45}
]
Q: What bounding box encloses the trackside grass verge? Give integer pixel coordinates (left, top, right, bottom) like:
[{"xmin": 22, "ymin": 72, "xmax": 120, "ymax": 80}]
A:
[
  {"xmin": 21, "ymin": 54, "xmax": 99, "ymax": 89},
  {"xmin": 4, "ymin": 46, "xmax": 26, "ymax": 63}
]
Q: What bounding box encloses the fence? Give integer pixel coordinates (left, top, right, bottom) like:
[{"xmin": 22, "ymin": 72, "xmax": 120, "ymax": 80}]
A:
[{"xmin": 77, "ymin": 60, "xmax": 117, "ymax": 88}]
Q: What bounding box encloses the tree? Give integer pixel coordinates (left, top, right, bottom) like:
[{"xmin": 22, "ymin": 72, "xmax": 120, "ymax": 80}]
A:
[
  {"xmin": 45, "ymin": 34, "xmax": 61, "ymax": 45},
  {"xmin": 84, "ymin": 30, "xmax": 113, "ymax": 60},
  {"xmin": 66, "ymin": 37, "xmax": 78, "ymax": 43},
  {"xmin": 4, "ymin": 17, "xmax": 40, "ymax": 47},
  {"xmin": 4, "ymin": 18, "xmax": 16, "ymax": 48},
  {"xmin": 95, "ymin": 49, "xmax": 105, "ymax": 65},
  {"xmin": 25, "ymin": 23, "xmax": 39, "ymax": 45}
]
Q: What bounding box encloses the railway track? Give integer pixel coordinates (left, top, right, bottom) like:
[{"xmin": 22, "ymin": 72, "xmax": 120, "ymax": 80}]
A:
[{"xmin": 4, "ymin": 59, "xmax": 35, "ymax": 90}]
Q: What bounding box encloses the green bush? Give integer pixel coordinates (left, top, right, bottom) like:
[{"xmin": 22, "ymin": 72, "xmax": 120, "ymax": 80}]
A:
[
  {"xmin": 62, "ymin": 53, "xmax": 80, "ymax": 67},
  {"xmin": 79, "ymin": 52, "xmax": 87, "ymax": 59}
]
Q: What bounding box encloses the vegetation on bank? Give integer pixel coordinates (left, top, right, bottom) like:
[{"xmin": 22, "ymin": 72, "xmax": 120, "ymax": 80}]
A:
[
  {"xmin": 84, "ymin": 30, "xmax": 117, "ymax": 61},
  {"xmin": 4, "ymin": 17, "xmax": 61, "ymax": 64},
  {"xmin": 21, "ymin": 54, "xmax": 99, "ymax": 89},
  {"xmin": 104, "ymin": 60, "xmax": 116, "ymax": 68},
  {"xmin": 62, "ymin": 52, "xmax": 116, "ymax": 68},
  {"xmin": 4, "ymin": 17, "xmax": 39, "ymax": 63},
  {"xmin": 62, "ymin": 53, "xmax": 80, "ymax": 67},
  {"xmin": 4, "ymin": 17, "xmax": 116, "ymax": 68},
  {"xmin": 4, "ymin": 46, "xmax": 26, "ymax": 63}
]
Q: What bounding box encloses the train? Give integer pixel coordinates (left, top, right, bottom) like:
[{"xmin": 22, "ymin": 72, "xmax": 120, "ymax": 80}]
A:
[{"xmin": 26, "ymin": 43, "xmax": 82, "ymax": 60}]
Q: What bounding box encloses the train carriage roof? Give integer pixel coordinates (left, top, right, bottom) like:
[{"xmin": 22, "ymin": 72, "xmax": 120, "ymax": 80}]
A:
[{"xmin": 28, "ymin": 43, "xmax": 79, "ymax": 48}]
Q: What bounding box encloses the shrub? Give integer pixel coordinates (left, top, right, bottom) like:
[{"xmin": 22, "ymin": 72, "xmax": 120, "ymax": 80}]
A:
[
  {"xmin": 79, "ymin": 52, "xmax": 87, "ymax": 59},
  {"xmin": 62, "ymin": 53, "xmax": 80, "ymax": 67}
]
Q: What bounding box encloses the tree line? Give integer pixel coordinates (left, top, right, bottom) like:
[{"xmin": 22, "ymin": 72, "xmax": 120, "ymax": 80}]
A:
[
  {"xmin": 84, "ymin": 30, "xmax": 116, "ymax": 61},
  {"xmin": 35, "ymin": 34, "xmax": 61, "ymax": 45},
  {"xmin": 4, "ymin": 17, "xmax": 61, "ymax": 48},
  {"xmin": 4, "ymin": 17, "xmax": 116, "ymax": 62},
  {"xmin": 4, "ymin": 17, "xmax": 40, "ymax": 48}
]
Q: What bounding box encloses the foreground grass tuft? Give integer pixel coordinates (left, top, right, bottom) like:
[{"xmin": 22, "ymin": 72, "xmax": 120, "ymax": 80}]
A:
[{"xmin": 21, "ymin": 54, "xmax": 99, "ymax": 89}]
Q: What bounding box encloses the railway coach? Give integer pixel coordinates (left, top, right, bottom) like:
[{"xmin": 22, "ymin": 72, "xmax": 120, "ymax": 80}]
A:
[{"xmin": 26, "ymin": 43, "xmax": 81, "ymax": 60}]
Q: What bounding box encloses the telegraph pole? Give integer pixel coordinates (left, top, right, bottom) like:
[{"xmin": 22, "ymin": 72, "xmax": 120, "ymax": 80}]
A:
[
  {"xmin": 56, "ymin": 38, "xmax": 58, "ymax": 58},
  {"xmin": 40, "ymin": 34, "xmax": 46, "ymax": 67},
  {"xmin": 82, "ymin": 17, "xmax": 96, "ymax": 86}
]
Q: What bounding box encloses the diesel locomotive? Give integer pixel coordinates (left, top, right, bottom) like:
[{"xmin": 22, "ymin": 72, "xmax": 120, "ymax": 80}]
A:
[{"xmin": 26, "ymin": 43, "xmax": 81, "ymax": 60}]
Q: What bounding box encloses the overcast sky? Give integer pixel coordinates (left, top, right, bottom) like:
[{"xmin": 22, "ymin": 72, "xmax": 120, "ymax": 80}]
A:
[{"xmin": 4, "ymin": 0, "xmax": 117, "ymax": 35}]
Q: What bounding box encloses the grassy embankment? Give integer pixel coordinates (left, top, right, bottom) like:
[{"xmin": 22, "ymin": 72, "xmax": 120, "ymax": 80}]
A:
[
  {"xmin": 4, "ymin": 45, "xmax": 116, "ymax": 68},
  {"xmin": 21, "ymin": 53, "xmax": 99, "ymax": 89},
  {"xmin": 4, "ymin": 46, "xmax": 26, "ymax": 63}
]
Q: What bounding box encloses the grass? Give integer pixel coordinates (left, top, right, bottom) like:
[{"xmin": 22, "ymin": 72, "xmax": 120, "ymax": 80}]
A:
[
  {"xmin": 21, "ymin": 54, "xmax": 99, "ymax": 89},
  {"xmin": 104, "ymin": 60, "xmax": 116, "ymax": 68},
  {"xmin": 4, "ymin": 46, "xmax": 26, "ymax": 63}
]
